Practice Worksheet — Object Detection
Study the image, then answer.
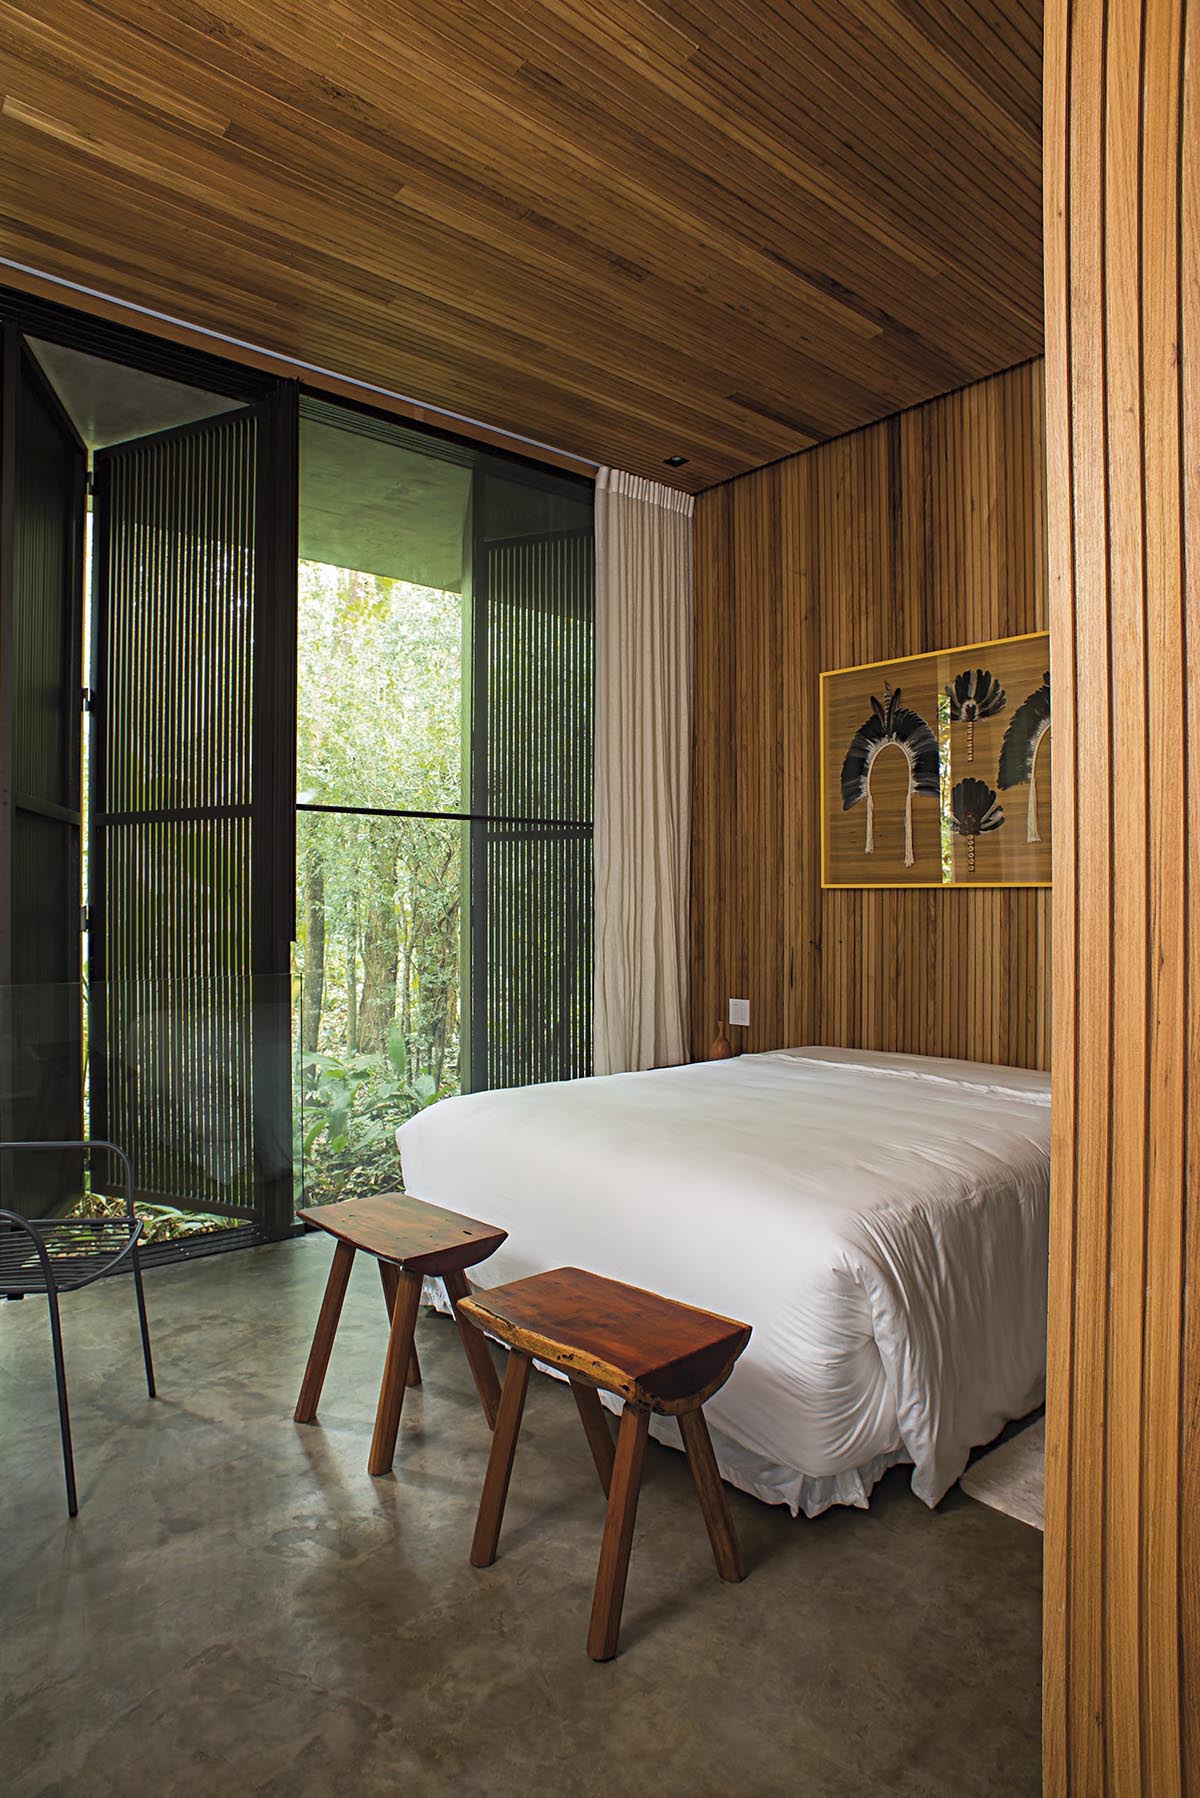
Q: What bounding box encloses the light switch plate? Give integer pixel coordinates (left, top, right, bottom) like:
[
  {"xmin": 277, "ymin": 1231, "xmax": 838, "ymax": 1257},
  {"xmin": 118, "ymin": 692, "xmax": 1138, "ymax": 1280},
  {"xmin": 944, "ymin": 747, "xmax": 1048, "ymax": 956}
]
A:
[{"xmin": 728, "ymin": 997, "xmax": 750, "ymax": 1027}]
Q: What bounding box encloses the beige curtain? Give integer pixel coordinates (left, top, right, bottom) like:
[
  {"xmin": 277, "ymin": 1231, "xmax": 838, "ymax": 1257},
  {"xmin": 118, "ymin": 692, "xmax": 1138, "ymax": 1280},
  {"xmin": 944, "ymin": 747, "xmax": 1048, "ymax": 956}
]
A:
[{"xmin": 593, "ymin": 467, "xmax": 694, "ymax": 1074}]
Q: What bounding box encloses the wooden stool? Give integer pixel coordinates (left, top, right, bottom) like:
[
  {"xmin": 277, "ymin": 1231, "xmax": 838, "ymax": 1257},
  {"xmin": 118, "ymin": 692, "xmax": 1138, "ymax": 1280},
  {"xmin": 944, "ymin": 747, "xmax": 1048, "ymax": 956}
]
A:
[
  {"xmin": 294, "ymin": 1193, "xmax": 507, "ymax": 1476},
  {"xmin": 459, "ymin": 1266, "xmax": 752, "ymax": 1661}
]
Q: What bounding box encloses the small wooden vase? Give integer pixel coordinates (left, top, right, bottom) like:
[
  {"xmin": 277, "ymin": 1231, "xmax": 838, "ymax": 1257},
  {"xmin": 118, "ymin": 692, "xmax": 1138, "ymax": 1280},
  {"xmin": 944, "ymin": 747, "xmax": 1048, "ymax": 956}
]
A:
[{"xmin": 710, "ymin": 1019, "xmax": 734, "ymax": 1060}]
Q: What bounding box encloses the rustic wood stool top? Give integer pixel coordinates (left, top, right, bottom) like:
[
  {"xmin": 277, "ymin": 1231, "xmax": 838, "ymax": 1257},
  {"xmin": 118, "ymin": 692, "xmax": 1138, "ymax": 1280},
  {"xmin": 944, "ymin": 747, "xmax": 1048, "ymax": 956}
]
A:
[
  {"xmin": 297, "ymin": 1192, "xmax": 506, "ymax": 1276},
  {"xmin": 459, "ymin": 1265, "xmax": 752, "ymax": 1661},
  {"xmin": 294, "ymin": 1192, "xmax": 507, "ymax": 1477},
  {"xmin": 459, "ymin": 1265, "xmax": 751, "ymax": 1410}
]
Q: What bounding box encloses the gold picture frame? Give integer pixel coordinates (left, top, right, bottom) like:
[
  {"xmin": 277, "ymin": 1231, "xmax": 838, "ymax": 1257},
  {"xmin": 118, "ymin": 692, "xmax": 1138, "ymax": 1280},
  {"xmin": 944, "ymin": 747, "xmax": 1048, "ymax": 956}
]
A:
[{"xmin": 820, "ymin": 630, "xmax": 1051, "ymax": 889}]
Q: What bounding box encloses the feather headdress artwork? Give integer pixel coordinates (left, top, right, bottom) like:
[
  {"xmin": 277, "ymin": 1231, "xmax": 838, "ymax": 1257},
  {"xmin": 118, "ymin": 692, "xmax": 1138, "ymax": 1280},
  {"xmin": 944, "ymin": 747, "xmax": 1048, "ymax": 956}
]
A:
[
  {"xmin": 840, "ymin": 684, "xmax": 939, "ymax": 867},
  {"xmin": 944, "ymin": 667, "xmax": 1006, "ymax": 761},
  {"xmin": 997, "ymin": 670, "xmax": 1051, "ymax": 842},
  {"xmin": 949, "ymin": 777, "xmax": 1004, "ymax": 874}
]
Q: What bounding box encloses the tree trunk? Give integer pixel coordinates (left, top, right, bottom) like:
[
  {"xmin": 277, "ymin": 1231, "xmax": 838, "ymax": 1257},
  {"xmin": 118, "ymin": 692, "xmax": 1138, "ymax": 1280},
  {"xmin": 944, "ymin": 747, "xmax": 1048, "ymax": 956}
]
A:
[
  {"xmin": 357, "ymin": 824, "xmax": 401, "ymax": 1053},
  {"xmin": 301, "ymin": 842, "xmax": 325, "ymax": 1053},
  {"xmin": 347, "ymin": 892, "xmax": 359, "ymax": 1056}
]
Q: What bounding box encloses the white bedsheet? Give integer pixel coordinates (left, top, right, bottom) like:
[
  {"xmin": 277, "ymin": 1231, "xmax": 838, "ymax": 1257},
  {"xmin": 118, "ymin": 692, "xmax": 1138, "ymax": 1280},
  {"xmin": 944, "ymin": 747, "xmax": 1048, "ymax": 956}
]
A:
[{"xmin": 396, "ymin": 1047, "xmax": 1049, "ymax": 1517}]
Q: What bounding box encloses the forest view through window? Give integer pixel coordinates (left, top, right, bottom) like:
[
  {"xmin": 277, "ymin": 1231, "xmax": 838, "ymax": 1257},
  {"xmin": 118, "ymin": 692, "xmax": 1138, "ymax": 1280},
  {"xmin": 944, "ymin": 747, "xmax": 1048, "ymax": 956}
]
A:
[{"xmin": 293, "ymin": 399, "xmax": 594, "ymax": 1205}]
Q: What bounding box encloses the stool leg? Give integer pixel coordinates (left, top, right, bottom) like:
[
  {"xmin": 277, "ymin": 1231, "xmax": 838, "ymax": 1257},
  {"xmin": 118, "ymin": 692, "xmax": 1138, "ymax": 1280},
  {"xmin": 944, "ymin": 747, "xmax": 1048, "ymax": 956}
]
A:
[
  {"xmin": 587, "ymin": 1403, "xmax": 649, "ymax": 1661},
  {"xmin": 369, "ymin": 1268, "xmax": 423, "ymax": 1476},
  {"xmin": 679, "ymin": 1407, "xmax": 746, "ymax": 1583},
  {"xmin": 378, "ymin": 1260, "xmax": 421, "ymax": 1387},
  {"xmin": 570, "ymin": 1380, "xmax": 615, "ymax": 1496},
  {"xmin": 470, "ymin": 1349, "xmax": 531, "ymax": 1567},
  {"xmin": 443, "ymin": 1266, "xmax": 501, "ymax": 1428},
  {"xmin": 295, "ymin": 1240, "xmax": 355, "ymax": 1424}
]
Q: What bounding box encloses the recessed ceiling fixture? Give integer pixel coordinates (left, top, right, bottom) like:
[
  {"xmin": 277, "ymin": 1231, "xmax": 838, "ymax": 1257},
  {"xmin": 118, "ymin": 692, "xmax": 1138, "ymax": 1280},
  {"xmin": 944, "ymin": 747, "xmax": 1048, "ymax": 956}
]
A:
[{"xmin": 663, "ymin": 453, "xmax": 688, "ymax": 467}]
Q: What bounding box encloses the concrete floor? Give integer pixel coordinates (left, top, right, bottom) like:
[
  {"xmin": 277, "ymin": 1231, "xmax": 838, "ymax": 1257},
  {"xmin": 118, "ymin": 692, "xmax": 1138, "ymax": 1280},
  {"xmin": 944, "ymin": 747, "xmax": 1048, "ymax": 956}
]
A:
[{"xmin": 2, "ymin": 1235, "xmax": 1042, "ymax": 1798}]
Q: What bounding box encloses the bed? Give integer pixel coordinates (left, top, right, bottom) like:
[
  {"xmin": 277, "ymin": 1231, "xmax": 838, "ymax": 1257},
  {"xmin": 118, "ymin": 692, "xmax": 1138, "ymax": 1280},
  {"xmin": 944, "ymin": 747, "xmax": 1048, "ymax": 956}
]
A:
[{"xmin": 396, "ymin": 1047, "xmax": 1050, "ymax": 1517}]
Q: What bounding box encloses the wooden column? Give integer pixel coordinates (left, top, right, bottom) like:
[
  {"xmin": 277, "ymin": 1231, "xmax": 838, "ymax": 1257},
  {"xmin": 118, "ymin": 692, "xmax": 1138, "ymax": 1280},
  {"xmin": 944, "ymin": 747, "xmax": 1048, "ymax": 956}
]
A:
[{"xmin": 1043, "ymin": 0, "xmax": 1198, "ymax": 1790}]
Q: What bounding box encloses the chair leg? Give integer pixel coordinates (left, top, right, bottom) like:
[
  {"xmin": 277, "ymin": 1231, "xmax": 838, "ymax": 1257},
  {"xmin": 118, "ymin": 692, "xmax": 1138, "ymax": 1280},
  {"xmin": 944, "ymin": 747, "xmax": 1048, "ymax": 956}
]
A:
[
  {"xmin": 470, "ymin": 1349, "xmax": 531, "ymax": 1567},
  {"xmin": 443, "ymin": 1266, "xmax": 501, "ymax": 1429},
  {"xmin": 587, "ymin": 1403, "xmax": 650, "ymax": 1661},
  {"xmin": 368, "ymin": 1268, "xmax": 423, "ymax": 1476},
  {"xmin": 46, "ymin": 1285, "xmax": 78, "ymax": 1518},
  {"xmin": 679, "ymin": 1407, "xmax": 745, "ymax": 1583},
  {"xmin": 294, "ymin": 1240, "xmax": 355, "ymax": 1424},
  {"xmin": 131, "ymin": 1243, "xmax": 156, "ymax": 1399},
  {"xmin": 378, "ymin": 1260, "xmax": 421, "ymax": 1387},
  {"xmin": 570, "ymin": 1379, "xmax": 615, "ymax": 1497}
]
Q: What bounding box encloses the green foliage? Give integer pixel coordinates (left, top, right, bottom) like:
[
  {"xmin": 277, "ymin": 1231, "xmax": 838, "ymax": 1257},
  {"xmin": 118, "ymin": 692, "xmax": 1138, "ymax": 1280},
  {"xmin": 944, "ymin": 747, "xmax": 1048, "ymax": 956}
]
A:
[
  {"xmin": 293, "ymin": 561, "xmax": 465, "ymax": 1204},
  {"xmin": 72, "ymin": 1190, "xmax": 239, "ymax": 1243},
  {"xmin": 298, "ymin": 1033, "xmax": 450, "ymax": 1203}
]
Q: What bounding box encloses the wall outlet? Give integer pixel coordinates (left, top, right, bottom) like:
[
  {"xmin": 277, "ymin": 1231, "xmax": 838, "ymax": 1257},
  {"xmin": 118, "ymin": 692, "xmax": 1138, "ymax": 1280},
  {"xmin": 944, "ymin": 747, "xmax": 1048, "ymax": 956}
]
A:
[{"xmin": 728, "ymin": 997, "xmax": 750, "ymax": 1028}]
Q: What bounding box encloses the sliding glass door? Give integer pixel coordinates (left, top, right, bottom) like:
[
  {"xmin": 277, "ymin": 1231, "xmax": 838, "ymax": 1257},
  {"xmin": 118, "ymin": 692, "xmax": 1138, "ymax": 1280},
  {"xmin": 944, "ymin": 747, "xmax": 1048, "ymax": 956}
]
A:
[{"xmin": 0, "ymin": 284, "xmax": 594, "ymax": 1242}]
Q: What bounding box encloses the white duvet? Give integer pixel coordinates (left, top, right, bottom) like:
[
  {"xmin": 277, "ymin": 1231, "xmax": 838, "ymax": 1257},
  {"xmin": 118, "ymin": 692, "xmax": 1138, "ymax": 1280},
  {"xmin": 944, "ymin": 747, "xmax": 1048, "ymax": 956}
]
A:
[{"xmin": 396, "ymin": 1047, "xmax": 1049, "ymax": 1517}]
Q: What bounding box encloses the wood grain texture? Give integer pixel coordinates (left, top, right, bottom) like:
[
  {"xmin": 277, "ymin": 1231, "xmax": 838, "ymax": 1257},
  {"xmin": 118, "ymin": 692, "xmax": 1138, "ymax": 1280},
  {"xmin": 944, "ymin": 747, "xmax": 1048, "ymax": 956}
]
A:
[
  {"xmin": 677, "ymin": 1407, "xmax": 745, "ymax": 1583},
  {"xmin": 297, "ymin": 1191, "xmax": 507, "ymax": 1277},
  {"xmin": 691, "ymin": 360, "xmax": 1050, "ymax": 1069},
  {"xmin": 0, "ymin": 1, "xmax": 1041, "ymax": 487},
  {"xmin": 367, "ymin": 1264, "xmax": 423, "ymax": 1477},
  {"xmin": 459, "ymin": 1266, "xmax": 751, "ymax": 1412},
  {"xmin": 442, "ymin": 1265, "xmax": 502, "ymax": 1431},
  {"xmin": 587, "ymin": 1403, "xmax": 650, "ymax": 1661},
  {"xmin": 1042, "ymin": 0, "xmax": 1198, "ymax": 1791},
  {"xmin": 469, "ymin": 1349, "xmax": 532, "ymax": 1569},
  {"xmin": 570, "ymin": 1379, "xmax": 616, "ymax": 1496},
  {"xmin": 293, "ymin": 1237, "xmax": 354, "ymax": 1425}
]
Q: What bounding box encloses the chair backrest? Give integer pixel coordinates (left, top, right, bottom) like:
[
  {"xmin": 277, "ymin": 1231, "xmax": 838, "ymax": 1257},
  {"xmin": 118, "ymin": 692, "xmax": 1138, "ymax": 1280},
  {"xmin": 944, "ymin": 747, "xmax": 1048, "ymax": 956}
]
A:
[{"xmin": 0, "ymin": 1141, "xmax": 131, "ymax": 1223}]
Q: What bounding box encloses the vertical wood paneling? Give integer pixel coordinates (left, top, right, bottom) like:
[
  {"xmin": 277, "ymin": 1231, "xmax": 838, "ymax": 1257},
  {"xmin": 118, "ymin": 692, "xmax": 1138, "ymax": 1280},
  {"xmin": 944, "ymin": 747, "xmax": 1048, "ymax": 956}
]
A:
[
  {"xmin": 691, "ymin": 359, "xmax": 1050, "ymax": 1069},
  {"xmin": 1042, "ymin": 0, "xmax": 1198, "ymax": 1788},
  {"xmin": 1180, "ymin": 7, "xmax": 1200, "ymax": 1784}
]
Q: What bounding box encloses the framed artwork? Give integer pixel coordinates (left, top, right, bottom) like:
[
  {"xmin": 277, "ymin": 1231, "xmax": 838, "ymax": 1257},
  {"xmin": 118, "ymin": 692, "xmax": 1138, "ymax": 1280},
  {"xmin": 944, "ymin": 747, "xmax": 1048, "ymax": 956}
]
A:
[{"xmin": 820, "ymin": 630, "xmax": 1051, "ymax": 889}]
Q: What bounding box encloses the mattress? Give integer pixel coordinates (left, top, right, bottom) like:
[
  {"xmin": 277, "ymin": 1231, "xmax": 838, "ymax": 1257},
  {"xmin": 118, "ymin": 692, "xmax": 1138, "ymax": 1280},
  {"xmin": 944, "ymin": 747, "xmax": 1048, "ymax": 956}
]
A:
[{"xmin": 396, "ymin": 1047, "xmax": 1050, "ymax": 1517}]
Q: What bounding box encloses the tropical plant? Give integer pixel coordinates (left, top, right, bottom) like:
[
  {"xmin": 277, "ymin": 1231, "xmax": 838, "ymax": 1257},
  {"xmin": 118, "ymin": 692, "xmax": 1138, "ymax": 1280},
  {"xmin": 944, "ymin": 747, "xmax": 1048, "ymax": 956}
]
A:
[{"xmin": 299, "ymin": 1021, "xmax": 450, "ymax": 1202}]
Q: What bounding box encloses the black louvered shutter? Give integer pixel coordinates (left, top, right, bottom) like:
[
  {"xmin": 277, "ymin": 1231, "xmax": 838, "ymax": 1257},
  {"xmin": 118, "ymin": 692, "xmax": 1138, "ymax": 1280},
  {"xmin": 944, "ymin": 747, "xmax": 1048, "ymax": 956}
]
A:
[
  {"xmin": 470, "ymin": 513, "xmax": 594, "ymax": 1090},
  {"xmin": 0, "ymin": 328, "xmax": 87, "ymax": 1213},
  {"xmin": 89, "ymin": 393, "xmax": 297, "ymax": 1232}
]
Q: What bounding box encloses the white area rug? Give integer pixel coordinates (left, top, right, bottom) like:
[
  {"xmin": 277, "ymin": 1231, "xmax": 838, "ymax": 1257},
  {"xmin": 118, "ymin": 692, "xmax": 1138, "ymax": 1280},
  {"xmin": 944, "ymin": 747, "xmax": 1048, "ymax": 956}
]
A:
[{"xmin": 959, "ymin": 1417, "xmax": 1044, "ymax": 1531}]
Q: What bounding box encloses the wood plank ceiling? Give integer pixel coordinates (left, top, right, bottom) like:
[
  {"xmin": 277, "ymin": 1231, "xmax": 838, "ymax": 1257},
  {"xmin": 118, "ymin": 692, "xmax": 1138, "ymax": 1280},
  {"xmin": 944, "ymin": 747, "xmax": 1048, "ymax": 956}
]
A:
[{"xmin": 0, "ymin": 1, "xmax": 1042, "ymax": 488}]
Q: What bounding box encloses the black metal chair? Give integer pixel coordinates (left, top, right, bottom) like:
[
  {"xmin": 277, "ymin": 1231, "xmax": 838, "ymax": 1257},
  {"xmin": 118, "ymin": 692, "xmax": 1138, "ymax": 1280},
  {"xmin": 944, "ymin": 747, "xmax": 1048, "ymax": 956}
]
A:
[{"xmin": 0, "ymin": 1140, "xmax": 155, "ymax": 1516}]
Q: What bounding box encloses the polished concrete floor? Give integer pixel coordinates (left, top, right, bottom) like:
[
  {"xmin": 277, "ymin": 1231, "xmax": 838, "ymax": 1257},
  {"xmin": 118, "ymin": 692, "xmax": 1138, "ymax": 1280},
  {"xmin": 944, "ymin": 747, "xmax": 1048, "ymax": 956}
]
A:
[{"xmin": 2, "ymin": 1235, "xmax": 1042, "ymax": 1797}]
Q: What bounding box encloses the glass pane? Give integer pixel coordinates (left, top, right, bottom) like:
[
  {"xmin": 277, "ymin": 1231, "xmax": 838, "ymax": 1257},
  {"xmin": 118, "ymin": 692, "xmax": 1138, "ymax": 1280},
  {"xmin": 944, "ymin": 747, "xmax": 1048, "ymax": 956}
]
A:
[
  {"xmin": 293, "ymin": 812, "xmax": 464, "ymax": 1204},
  {"xmin": 479, "ymin": 467, "xmax": 593, "ymax": 543},
  {"xmin": 0, "ymin": 978, "xmax": 295, "ymax": 1243},
  {"xmin": 298, "ymin": 410, "xmax": 470, "ymax": 812}
]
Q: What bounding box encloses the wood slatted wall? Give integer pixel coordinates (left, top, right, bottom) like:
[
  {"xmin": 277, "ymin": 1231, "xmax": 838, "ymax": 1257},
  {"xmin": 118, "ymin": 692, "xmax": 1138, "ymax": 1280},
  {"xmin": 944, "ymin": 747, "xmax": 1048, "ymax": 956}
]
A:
[
  {"xmin": 1042, "ymin": 0, "xmax": 1198, "ymax": 1789},
  {"xmin": 691, "ymin": 359, "xmax": 1050, "ymax": 1068}
]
